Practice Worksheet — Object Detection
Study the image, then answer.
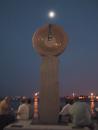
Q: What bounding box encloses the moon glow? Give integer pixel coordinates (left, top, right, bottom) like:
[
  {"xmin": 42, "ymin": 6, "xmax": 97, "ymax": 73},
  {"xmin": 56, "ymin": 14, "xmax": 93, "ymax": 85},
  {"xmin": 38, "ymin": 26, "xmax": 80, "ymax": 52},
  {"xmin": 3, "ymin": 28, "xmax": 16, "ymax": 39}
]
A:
[{"xmin": 48, "ymin": 11, "xmax": 56, "ymax": 18}]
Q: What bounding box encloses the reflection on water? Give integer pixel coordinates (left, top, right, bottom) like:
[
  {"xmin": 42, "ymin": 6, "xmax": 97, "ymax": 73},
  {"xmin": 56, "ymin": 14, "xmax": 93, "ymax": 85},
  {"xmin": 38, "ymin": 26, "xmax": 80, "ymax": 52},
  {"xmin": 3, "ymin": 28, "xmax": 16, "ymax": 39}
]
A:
[
  {"xmin": 90, "ymin": 101, "xmax": 95, "ymax": 114},
  {"xmin": 90, "ymin": 100, "xmax": 98, "ymax": 115},
  {"xmin": 33, "ymin": 98, "xmax": 97, "ymax": 116},
  {"xmin": 33, "ymin": 94, "xmax": 39, "ymax": 119}
]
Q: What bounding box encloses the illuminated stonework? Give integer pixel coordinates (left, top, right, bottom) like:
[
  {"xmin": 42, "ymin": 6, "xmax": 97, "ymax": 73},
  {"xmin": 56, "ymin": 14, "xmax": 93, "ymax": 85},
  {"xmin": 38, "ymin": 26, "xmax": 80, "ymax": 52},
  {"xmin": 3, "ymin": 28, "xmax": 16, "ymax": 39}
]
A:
[
  {"xmin": 32, "ymin": 24, "xmax": 68, "ymax": 124},
  {"xmin": 32, "ymin": 24, "xmax": 68, "ymax": 56}
]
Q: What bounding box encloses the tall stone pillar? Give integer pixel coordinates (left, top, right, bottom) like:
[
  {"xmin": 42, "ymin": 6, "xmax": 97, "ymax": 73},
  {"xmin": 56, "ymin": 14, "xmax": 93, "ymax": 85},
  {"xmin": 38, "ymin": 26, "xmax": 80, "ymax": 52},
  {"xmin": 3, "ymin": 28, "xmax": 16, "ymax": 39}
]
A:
[
  {"xmin": 40, "ymin": 56, "xmax": 59, "ymax": 123},
  {"xmin": 32, "ymin": 24, "xmax": 68, "ymax": 124}
]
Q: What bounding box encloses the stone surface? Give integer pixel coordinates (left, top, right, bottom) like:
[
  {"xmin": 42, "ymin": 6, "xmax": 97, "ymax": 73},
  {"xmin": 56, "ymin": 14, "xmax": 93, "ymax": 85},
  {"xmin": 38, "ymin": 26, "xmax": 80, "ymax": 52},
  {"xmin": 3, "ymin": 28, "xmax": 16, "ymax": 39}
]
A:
[
  {"xmin": 4, "ymin": 120, "xmax": 98, "ymax": 130},
  {"xmin": 39, "ymin": 56, "xmax": 59, "ymax": 123},
  {"xmin": 32, "ymin": 24, "xmax": 68, "ymax": 124},
  {"xmin": 32, "ymin": 24, "xmax": 68, "ymax": 56}
]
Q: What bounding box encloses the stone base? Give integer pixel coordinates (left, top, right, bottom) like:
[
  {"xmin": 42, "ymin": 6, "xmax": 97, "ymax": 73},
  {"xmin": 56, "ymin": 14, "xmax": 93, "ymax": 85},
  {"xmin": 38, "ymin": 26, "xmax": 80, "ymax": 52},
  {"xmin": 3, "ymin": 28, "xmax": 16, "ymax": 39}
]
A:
[{"xmin": 4, "ymin": 120, "xmax": 96, "ymax": 130}]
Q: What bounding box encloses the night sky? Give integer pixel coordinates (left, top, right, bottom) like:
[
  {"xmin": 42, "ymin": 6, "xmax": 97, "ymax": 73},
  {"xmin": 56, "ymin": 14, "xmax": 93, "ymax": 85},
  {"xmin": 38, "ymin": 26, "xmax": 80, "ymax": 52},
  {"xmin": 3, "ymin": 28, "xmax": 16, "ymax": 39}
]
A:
[{"xmin": 0, "ymin": 0, "xmax": 98, "ymax": 96}]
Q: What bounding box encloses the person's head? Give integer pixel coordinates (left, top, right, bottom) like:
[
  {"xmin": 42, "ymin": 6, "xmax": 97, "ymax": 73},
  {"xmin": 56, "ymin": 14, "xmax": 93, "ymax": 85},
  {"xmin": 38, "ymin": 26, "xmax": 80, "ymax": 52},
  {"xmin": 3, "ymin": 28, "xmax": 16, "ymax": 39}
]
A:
[
  {"xmin": 66, "ymin": 99, "xmax": 74, "ymax": 105},
  {"xmin": 69, "ymin": 99, "xmax": 74, "ymax": 105},
  {"xmin": 73, "ymin": 97, "xmax": 80, "ymax": 103},
  {"xmin": 20, "ymin": 97, "xmax": 27, "ymax": 104},
  {"xmin": 4, "ymin": 96, "xmax": 12, "ymax": 104}
]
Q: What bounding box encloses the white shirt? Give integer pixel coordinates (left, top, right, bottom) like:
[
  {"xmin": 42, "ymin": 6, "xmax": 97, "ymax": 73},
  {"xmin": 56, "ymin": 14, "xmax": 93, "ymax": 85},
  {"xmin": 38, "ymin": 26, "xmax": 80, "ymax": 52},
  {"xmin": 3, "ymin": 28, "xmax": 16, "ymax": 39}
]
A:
[
  {"xmin": 69, "ymin": 102, "xmax": 92, "ymax": 126},
  {"xmin": 17, "ymin": 103, "xmax": 29, "ymax": 120}
]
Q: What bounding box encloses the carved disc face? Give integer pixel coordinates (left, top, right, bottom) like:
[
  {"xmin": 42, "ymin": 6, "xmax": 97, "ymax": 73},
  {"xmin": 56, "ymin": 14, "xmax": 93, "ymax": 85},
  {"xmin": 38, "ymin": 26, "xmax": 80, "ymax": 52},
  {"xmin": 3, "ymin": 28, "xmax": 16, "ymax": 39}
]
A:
[{"xmin": 32, "ymin": 24, "xmax": 68, "ymax": 56}]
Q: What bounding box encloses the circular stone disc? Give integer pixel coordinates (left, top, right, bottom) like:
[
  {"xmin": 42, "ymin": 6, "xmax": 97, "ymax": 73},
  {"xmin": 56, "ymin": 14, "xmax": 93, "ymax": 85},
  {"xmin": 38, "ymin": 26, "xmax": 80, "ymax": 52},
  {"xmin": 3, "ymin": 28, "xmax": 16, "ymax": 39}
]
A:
[{"xmin": 32, "ymin": 24, "xmax": 68, "ymax": 56}]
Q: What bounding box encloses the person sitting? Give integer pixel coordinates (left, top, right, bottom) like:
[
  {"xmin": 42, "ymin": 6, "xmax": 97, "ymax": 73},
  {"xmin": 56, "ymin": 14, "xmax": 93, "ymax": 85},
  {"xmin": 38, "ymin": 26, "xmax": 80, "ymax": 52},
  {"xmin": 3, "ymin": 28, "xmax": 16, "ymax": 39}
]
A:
[
  {"xmin": 0, "ymin": 96, "xmax": 12, "ymax": 115},
  {"xmin": 17, "ymin": 97, "xmax": 32, "ymax": 120},
  {"xmin": 0, "ymin": 96, "xmax": 15, "ymax": 129},
  {"xmin": 58, "ymin": 99, "xmax": 73, "ymax": 123},
  {"xmin": 69, "ymin": 97, "xmax": 95, "ymax": 130}
]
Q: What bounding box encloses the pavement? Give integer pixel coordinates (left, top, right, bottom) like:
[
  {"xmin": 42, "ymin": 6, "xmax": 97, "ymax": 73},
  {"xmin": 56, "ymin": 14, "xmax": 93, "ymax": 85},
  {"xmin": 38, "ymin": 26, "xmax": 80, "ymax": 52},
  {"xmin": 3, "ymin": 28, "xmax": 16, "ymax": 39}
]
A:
[{"xmin": 4, "ymin": 120, "xmax": 98, "ymax": 130}]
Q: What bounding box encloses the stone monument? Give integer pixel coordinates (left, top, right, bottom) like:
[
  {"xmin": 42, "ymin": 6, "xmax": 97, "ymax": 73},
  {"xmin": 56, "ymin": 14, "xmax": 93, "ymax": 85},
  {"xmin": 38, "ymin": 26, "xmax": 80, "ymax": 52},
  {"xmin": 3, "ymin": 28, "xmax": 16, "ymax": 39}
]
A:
[{"xmin": 32, "ymin": 24, "xmax": 68, "ymax": 124}]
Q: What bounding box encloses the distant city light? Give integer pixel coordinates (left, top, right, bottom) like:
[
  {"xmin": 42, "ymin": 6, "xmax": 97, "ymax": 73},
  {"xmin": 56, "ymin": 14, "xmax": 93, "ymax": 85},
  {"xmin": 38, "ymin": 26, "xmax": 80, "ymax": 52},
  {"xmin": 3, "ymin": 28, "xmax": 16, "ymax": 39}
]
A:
[
  {"xmin": 96, "ymin": 96, "xmax": 98, "ymax": 100},
  {"xmin": 90, "ymin": 92, "xmax": 95, "ymax": 101},
  {"xmin": 72, "ymin": 92, "xmax": 75, "ymax": 97},
  {"xmin": 48, "ymin": 11, "xmax": 56, "ymax": 18},
  {"xmin": 34, "ymin": 92, "xmax": 39, "ymax": 96},
  {"xmin": 33, "ymin": 92, "xmax": 39, "ymax": 119},
  {"xmin": 79, "ymin": 96, "xmax": 84, "ymax": 99},
  {"xmin": 91, "ymin": 93, "xmax": 94, "ymax": 96},
  {"xmin": 79, "ymin": 96, "xmax": 82, "ymax": 99}
]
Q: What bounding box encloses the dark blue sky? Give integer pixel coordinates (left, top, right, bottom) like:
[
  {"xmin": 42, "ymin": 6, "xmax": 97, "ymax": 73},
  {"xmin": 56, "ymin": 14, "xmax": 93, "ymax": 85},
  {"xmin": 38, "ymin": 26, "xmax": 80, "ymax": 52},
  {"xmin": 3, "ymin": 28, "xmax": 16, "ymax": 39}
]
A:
[{"xmin": 0, "ymin": 0, "xmax": 98, "ymax": 96}]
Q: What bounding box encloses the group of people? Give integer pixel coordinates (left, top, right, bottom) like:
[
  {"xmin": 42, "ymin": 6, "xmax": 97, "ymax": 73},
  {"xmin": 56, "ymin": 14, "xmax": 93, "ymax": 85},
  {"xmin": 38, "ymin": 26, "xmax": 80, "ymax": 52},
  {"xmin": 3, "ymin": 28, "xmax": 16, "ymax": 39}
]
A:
[
  {"xmin": 0, "ymin": 96, "xmax": 33, "ymax": 129},
  {"xmin": 58, "ymin": 97, "xmax": 96, "ymax": 130},
  {"xmin": 0, "ymin": 96, "xmax": 98, "ymax": 130},
  {"xmin": 0, "ymin": 96, "xmax": 33, "ymax": 121},
  {"xmin": 0, "ymin": 97, "xmax": 15, "ymax": 129}
]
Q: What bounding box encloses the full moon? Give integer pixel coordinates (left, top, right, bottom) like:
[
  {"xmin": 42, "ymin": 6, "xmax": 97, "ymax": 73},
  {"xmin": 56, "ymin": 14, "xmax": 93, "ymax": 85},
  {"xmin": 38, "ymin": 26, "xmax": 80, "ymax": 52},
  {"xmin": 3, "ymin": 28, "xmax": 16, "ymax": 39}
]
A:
[{"xmin": 48, "ymin": 11, "xmax": 56, "ymax": 18}]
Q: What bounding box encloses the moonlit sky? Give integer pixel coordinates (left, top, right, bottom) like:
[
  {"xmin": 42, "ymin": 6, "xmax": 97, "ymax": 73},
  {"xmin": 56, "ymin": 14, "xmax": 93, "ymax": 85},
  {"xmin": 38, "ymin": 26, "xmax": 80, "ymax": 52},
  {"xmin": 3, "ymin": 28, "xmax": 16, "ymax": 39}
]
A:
[{"xmin": 0, "ymin": 0, "xmax": 98, "ymax": 96}]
